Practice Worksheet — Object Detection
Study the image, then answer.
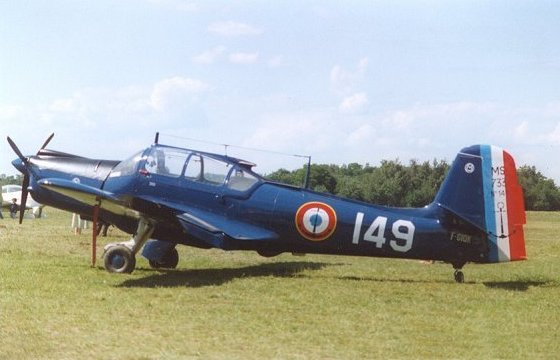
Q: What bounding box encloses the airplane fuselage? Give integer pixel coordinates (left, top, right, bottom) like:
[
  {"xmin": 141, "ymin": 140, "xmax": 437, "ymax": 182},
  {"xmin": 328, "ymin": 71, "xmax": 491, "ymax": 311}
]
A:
[{"xmin": 23, "ymin": 148, "xmax": 484, "ymax": 267}]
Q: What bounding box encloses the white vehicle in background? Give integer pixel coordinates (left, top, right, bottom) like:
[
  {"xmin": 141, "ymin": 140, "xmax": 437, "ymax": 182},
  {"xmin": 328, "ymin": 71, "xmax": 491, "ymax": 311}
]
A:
[{"xmin": 2, "ymin": 184, "xmax": 45, "ymax": 218}]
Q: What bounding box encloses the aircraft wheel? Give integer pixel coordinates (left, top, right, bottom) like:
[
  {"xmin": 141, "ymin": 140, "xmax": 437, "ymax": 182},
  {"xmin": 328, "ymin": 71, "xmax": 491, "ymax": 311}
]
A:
[
  {"xmin": 454, "ymin": 270, "xmax": 464, "ymax": 283},
  {"xmin": 104, "ymin": 246, "xmax": 136, "ymax": 273},
  {"xmin": 149, "ymin": 248, "xmax": 179, "ymax": 269}
]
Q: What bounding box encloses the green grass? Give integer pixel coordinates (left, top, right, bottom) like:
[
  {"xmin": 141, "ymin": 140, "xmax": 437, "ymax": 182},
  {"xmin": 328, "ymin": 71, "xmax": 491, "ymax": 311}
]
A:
[{"xmin": 0, "ymin": 209, "xmax": 559, "ymax": 359}]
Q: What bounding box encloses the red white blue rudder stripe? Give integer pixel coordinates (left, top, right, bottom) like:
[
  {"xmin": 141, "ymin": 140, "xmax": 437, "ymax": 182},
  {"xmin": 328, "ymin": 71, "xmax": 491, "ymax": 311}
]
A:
[{"xmin": 480, "ymin": 145, "xmax": 526, "ymax": 262}]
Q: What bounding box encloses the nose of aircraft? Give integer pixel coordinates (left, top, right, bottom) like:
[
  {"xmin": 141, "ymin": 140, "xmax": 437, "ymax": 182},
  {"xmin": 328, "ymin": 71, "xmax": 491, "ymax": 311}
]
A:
[{"xmin": 11, "ymin": 157, "xmax": 26, "ymax": 173}]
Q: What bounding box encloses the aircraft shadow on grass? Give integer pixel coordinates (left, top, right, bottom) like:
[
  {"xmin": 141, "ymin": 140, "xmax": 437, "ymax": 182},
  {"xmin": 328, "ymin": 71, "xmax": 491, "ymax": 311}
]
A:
[
  {"xmin": 482, "ymin": 280, "xmax": 551, "ymax": 291},
  {"xmin": 336, "ymin": 276, "xmax": 553, "ymax": 289},
  {"xmin": 116, "ymin": 262, "xmax": 554, "ymax": 290},
  {"xmin": 116, "ymin": 261, "xmax": 333, "ymax": 288}
]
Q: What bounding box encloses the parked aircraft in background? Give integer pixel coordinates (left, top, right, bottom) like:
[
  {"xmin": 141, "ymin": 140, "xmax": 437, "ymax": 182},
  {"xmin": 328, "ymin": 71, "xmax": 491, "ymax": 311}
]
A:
[
  {"xmin": 2, "ymin": 184, "xmax": 45, "ymax": 218},
  {"xmin": 8, "ymin": 133, "xmax": 526, "ymax": 282}
]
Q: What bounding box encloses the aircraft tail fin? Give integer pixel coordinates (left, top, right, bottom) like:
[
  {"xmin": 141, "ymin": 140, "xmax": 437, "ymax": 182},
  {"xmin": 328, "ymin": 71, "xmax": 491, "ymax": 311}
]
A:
[{"xmin": 435, "ymin": 145, "xmax": 526, "ymax": 263}]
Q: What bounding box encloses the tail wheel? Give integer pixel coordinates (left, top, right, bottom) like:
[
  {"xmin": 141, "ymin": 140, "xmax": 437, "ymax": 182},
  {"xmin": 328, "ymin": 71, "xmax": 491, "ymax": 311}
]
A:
[
  {"xmin": 104, "ymin": 246, "xmax": 136, "ymax": 273},
  {"xmin": 149, "ymin": 248, "xmax": 179, "ymax": 269},
  {"xmin": 454, "ymin": 270, "xmax": 465, "ymax": 283}
]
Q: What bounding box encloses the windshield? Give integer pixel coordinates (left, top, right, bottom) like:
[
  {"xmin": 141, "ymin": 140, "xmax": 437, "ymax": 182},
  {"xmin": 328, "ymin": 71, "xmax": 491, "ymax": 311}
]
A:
[
  {"xmin": 144, "ymin": 147, "xmax": 190, "ymax": 177},
  {"xmin": 109, "ymin": 150, "xmax": 145, "ymax": 177}
]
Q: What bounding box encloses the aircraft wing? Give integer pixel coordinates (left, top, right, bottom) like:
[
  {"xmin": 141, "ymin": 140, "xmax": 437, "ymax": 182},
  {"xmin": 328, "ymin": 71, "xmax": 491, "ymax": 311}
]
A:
[
  {"xmin": 37, "ymin": 178, "xmax": 278, "ymax": 243},
  {"xmin": 38, "ymin": 179, "xmax": 141, "ymax": 219}
]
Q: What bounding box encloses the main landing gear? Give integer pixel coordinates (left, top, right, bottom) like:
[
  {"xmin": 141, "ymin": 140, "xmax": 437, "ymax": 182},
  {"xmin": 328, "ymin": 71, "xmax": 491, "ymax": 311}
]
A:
[
  {"xmin": 148, "ymin": 248, "xmax": 179, "ymax": 269},
  {"xmin": 103, "ymin": 217, "xmax": 154, "ymax": 273}
]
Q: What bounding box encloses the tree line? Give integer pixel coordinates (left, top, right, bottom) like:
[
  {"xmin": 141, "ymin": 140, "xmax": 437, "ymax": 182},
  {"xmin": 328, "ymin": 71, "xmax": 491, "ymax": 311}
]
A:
[
  {"xmin": 266, "ymin": 161, "xmax": 560, "ymax": 211},
  {"xmin": 2, "ymin": 161, "xmax": 559, "ymax": 211}
]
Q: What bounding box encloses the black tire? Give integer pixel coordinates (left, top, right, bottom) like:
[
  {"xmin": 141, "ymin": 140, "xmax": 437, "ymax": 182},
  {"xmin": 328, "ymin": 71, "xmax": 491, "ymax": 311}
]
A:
[
  {"xmin": 149, "ymin": 248, "xmax": 179, "ymax": 269},
  {"xmin": 454, "ymin": 270, "xmax": 465, "ymax": 283},
  {"xmin": 104, "ymin": 246, "xmax": 136, "ymax": 273}
]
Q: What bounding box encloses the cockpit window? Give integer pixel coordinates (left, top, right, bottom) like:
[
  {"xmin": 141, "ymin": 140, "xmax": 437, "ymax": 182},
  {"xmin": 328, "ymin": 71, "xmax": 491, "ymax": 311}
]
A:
[
  {"xmin": 183, "ymin": 154, "xmax": 232, "ymax": 186},
  {"xmin": 227, "ymin": 168, "xmax": 258, "ymax": 191},
  {"xmin": 110, "ymin": 150, "xmax": 144, "ymax": 177},
  {"xmin": 184, "ymin": 154, "xmax": 202, "ymax": 180},
  {"xmin": 145, "ymin": 147, "xmax": 190, "ymax": 177},
  {"xmin": 201, "ymin": 155, "xmax": 229, "ymax": 185}
]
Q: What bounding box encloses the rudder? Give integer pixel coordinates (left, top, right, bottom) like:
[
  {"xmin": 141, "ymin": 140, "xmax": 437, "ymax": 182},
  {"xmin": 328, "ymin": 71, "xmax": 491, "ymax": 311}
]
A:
[{"xmin": 435, "ymin": 145, "xmax": 526, "ymax": 263}]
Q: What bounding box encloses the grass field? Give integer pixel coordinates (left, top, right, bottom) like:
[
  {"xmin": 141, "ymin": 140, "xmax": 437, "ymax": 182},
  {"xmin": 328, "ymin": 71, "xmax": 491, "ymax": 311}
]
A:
[{"xmin": 0, "ymin": 209, "xmax": 559, "ymax": 359}]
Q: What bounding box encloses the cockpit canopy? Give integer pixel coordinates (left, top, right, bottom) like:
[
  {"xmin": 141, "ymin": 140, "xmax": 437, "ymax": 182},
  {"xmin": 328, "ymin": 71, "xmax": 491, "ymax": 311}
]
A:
[{"xmin": 110, "ymin": 145, "xmax": 261, "ymax": 192}]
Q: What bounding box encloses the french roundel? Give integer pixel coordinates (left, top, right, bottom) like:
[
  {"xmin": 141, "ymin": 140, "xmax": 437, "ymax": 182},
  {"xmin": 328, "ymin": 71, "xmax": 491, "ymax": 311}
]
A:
[{"xmin": 295, "ymin": 202, "xmax": 337, "ymax": 241}]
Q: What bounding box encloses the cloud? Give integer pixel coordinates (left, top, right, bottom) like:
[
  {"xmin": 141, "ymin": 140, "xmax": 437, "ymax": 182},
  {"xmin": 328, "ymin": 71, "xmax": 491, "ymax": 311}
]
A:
[
  {"xmin": 330, "ymin": 57, "xmax": 368, "ymax": 95},
  {"xmin": 229, "ymin": 52, "xmax": 259, "ymax": 65},
  {"xmin": 194, "ymin": 48, "xmax": 260, "ymax": 66},
  {"xmin": 345, "ymin": 124, "xmax": 375, "ymax": 144},
  {"xmin": 208, "ymin": 21, "xmax": 262, "ymax": 37},
  {"xmin": 339, "ymin": 92, "xmax": 368, "ymax": 114},
  {"xmin": 244, "ymin": 110, "xmax": 336, "ymax": 153},
  {"xmin": 193, "ymin": 46, "xmax": 227, "ymax": 64},
  {"xmin": 4, "ymin": 78, "xmax": 560, "ymax": 184},
  {"xmin": 150, "ymin": 76, "xmax": 211, "ymax": 110}
]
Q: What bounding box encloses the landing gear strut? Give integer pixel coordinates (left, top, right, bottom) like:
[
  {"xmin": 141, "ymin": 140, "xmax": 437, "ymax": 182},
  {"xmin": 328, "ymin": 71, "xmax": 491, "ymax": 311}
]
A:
[{"xmin": 103, "ymin": 217, "xmax": 154, "ymax": 273}]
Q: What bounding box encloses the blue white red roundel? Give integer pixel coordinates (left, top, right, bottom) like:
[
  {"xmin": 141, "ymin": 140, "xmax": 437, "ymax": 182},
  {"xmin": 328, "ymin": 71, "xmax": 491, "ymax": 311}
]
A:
[{"xmin": 295, "ymin": 202, "xmax": 337, "ymax": 241}]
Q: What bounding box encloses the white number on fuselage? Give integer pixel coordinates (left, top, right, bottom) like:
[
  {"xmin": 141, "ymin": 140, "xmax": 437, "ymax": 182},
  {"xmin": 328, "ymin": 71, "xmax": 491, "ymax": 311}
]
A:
[{"xmin": 352, "ymin": 212, "xmax": 415, "ymax": 252}]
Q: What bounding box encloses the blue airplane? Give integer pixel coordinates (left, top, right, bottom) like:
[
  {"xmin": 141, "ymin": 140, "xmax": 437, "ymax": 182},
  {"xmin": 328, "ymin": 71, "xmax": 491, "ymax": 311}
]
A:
[{"xmin": 8, "ymin": 133, "xmax": 526, "ymax": 282}]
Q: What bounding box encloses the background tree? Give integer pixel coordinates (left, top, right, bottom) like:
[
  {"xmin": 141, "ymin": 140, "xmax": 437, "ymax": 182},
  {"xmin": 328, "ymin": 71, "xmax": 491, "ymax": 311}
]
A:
[
  {"xmin": 268, "ymin": 160, "xmax": 560, "ymax": 211},
  {"xmin": 517, "ymin": 166, "xmax": 560, "ymax": 210},
  {"xmin": 0, "ymin": 174, "xmax": 22, "ymax": 187}
]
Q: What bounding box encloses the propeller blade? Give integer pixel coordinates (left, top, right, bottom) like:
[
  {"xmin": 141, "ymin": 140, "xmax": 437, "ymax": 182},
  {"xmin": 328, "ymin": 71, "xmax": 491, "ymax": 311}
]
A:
[
  {"xmin": 19, "ymin": 174, "xmax": 30, "ymax": 224},
  {"xmin": 38, "ymin": 133, "xmax": 55, "ymax": 153},
  {"xmin": 7, "ymin": 136, "xmax": 28, "ymax": 165}
]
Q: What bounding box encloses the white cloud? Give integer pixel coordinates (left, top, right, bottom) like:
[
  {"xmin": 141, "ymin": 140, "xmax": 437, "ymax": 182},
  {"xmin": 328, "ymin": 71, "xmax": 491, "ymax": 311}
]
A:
[
  {"xmin": 4, "ymin": 80, "xmax": 560, "ymax": 184},
  {"xmin": 229, "ymin": 52, "xmax": 259, "ymax": 65},
  {"xmin": 193, "ymin": 46, "xmax": 227, "ymax": 64},
  {"xmin": 208, "ymin": 21, "xmax": 262, "ymax": 37},
  {"xmin": 244, "ymin": 110, "xmax": 336, "ymax": 154},
  {"xmin": 345, "ymin": 124, "xmax": 375, "ymax": 144},
  {"xmin": 339, "ymin": 92, "xmax": 368, "ymax": 114},
  {"xmin": 330, "ymin": 57, "xmax": 368, "ymax": 95},
  {"xmin": 150, "ymin": 76, "xmax": 211, "ymax": 110}
]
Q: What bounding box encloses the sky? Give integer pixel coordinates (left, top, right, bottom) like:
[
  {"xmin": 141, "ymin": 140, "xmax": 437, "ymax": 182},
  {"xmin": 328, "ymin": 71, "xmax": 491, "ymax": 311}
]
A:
[{"xmin": 2, "ymin": 1, "xmax": 560, "ymax": 182}]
